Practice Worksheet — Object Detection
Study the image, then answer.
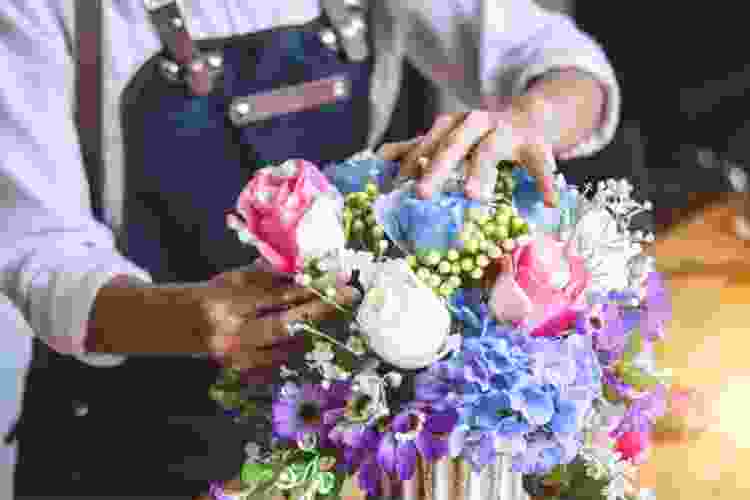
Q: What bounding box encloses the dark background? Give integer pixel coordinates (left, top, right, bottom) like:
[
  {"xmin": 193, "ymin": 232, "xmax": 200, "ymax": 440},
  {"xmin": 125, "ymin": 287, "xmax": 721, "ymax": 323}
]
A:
[{"xmin": 397, "ymin": 3, "xmax": 750, "ymax": 233}]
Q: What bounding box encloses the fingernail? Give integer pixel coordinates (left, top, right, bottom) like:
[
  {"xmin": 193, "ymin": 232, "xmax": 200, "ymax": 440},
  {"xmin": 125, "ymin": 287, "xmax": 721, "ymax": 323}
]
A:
[
  {"xmin": 541, "ymin": 176, "xmax": 558, "ymax": 207},
  {"xmin": 545, "ymin": 190, "xmax": 559, "ymax": 208},
  {"xmin": 464, "ymin": 178, "xmax": 481, "ymax": 200},
  {"xmin": 210, "ymin": 335, "xmax": 240, "ymax": 355},
  {"xmin": 416, "ymin": 182, "xmax": 434, "ymax": 200}
]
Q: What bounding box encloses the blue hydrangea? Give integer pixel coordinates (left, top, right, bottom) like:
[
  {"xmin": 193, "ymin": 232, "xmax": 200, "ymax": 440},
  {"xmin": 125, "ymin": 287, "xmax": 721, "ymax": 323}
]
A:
[
  {"xmin": 512, "ymin": 168, "xmax": 579, "ymax": 234},
  {"xmin": 322, "ymin": 154, "xmax": 400, "ymax": 195},
  {"xmin": 374, "ymin": 185, "xmax": 483, "ymax": 255}
]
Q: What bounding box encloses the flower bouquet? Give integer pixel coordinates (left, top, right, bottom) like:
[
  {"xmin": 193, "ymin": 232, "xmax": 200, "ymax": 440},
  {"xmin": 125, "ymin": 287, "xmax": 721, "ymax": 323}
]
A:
[{"xmin": 210, "ymin": 151, "xmax": 672, "ymax": 500}]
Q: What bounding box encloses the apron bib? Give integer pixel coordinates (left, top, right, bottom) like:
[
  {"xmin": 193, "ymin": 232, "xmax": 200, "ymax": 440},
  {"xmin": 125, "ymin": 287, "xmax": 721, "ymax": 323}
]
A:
[{"xmin": 14, "ymin": 2, "xmax": 436, "ymax": 497}]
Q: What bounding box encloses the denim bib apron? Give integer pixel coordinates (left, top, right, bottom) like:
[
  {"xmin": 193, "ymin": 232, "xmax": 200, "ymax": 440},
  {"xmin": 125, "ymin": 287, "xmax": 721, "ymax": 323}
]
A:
[{"xmin": 13, "ymin": 2, "xmax": 436, "ymax": 498}]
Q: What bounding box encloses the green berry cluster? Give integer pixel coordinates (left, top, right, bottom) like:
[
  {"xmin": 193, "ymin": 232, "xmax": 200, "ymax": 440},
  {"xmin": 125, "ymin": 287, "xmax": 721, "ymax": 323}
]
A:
[
  {"xmin": 407, "ymin": 203, "xmax": 530, "ymax": 297},
  {"xmin": 493, "ymin": 161, "xmax": 517, "ymax": 205},
  {"xmin": 209, "ymin": 368, "xmax": 257, "ymax": 419},
  {"xmin": 342, "ymin": 183, "xmax": 389, "ymax": 256}
]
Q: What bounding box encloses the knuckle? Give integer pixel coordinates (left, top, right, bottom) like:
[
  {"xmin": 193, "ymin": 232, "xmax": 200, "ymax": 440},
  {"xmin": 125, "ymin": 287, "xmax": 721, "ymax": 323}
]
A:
[
  {"xmin": 435, "ymin": 113, "xmax": 455, "ymax": 127},
  {"xmin": 465, "ymin": 110, "xmax": 492, "ymax": 130}
]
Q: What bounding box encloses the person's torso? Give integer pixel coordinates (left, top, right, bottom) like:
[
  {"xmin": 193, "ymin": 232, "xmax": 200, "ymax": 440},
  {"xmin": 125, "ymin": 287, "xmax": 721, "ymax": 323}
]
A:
[{"xmin": 15, "ymin": 2, "xmax": 436, "ymax": 497}]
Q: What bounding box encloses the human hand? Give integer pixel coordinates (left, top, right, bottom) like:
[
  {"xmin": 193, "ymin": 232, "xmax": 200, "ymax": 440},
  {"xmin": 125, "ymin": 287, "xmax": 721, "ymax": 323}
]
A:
[
  {"xmin": 199, "ymin": 266, "xmax": 359, "ymax": 370},
  {"xmin": 87, "ymin": 267, "xmax": 359, "ymax": 370},
  {"xmin": 378, "ymin": 103, "xmax": 558, "ymax": 207}
]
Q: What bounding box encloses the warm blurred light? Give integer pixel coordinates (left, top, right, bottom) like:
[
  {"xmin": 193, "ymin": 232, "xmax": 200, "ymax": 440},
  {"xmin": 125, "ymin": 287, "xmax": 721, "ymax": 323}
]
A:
[{"xmin": 711, "ymin": 376, "xmax": 750, "ymax": 449}]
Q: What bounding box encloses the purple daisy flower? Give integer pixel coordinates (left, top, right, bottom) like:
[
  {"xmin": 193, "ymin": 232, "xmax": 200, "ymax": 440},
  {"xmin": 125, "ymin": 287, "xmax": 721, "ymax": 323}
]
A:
[
  {"xmin": 640, "ymin": 272, "xmax": 671, "ymax": 342},
  {"xmin": 611, "ymin": 383, "xmax": 668, "ymax": 439},
  {"xmin": 272, "ymin": 381, "xmax": 349, "ymax": 443},
  {"xmin": 377, "ymin": 407, "xmax": 458, "ymax": 481}
]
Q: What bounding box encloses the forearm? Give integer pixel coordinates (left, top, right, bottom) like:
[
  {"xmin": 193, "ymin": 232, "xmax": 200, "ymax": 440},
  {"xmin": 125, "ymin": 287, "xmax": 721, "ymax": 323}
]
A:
[
  {"xmin": 86, "ymin": 277, "xmax": 210, "ymax": 355},
  {"xmin": 515, "ymin": 69, "xmax": 607, "ymax": 156}
]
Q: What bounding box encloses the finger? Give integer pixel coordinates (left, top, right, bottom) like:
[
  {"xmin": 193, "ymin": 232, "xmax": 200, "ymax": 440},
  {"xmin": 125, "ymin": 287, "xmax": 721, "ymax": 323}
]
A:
[
  {"xmin": 518, "ymin": 142, "xmax": 558, "ymax": 208},
  {"xmin": 216, "ymin": 264, "xmax": 295, "ymax": 289},
  {"xmin": 376, "ymin": 136, "xmax": 424, "ymax": 161},
  {"xmin": 226, "ymin": 343, "xmax": 297, "ymax": 371},
  {"xmin": 417, "ymin": 111, "xmax": 494, "ymax": 199},
  {"xmin": 464, "ymin": 129, "xmax": 508, "ymax": 201},
  {"xmin": 251, "ymin": 285, "xmax": 361, "ymax": 346},
  {"xmin": 401, "ymin": 113, "xmax": 466, "ymax": 179}
]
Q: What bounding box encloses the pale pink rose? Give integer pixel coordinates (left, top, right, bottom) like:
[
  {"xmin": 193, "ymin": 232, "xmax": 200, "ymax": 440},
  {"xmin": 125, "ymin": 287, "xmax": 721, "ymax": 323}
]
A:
[
  {"xmin": 226, "ymin": 159, "xmax": 344, "ymax": 274},
  {"xmin": 490, "ymin": 234, "xmax": 590, "ymax": 337}
]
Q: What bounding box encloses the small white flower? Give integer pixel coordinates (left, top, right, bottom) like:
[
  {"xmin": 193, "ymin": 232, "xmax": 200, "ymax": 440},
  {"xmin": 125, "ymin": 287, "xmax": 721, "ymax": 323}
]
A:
[
  {"xmin": 350, "ymin": 370, "xmax": 391, "ymax": 421},
  {"xmin": 637, "ymin": 488, "xmax": 657, "ymax": 500},
  {"xmin": 279, "ymin": 365, "xmax": 299, "ymax": 379},
  {"xmin": 244, "ymin": 442, "xmax": 262, "ymax": 461},
  {"xmin": 270, "ymin": 159, "xmax": 299, "ymax": 178},
  {"xmin": 384, "ymin": 371, "xmax": 403, "ymax": 388}
]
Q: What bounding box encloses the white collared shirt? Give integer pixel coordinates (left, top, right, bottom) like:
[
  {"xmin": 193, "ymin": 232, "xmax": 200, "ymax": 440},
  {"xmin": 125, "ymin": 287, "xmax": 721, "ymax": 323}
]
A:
[{"xmin": 0, "ymin": 0, "xmax": 620, "ymax": 368}]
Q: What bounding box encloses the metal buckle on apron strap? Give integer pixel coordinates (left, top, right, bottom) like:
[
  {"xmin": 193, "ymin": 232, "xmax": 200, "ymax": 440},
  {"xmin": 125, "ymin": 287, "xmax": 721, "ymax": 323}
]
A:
[
  {"xmin": 320, "ymin": 0, "xmax": 369, "ymax": 62},
  {"xmin": 144, "ymin": 0, "xmax": 222, "ymax": 96},
  {"xmin": 229, "ymin": 74, "xmax": 351, "ymax": 126},
  {"xmin": 159, "ymin": 51, "xmax": 224, "ymax": 86}
]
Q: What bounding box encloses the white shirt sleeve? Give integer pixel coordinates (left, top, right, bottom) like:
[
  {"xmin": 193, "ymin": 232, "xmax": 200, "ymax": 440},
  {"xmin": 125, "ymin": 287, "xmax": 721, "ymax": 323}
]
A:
[
  {"xmin": 0, "ymin": 3, "xmax": 151, "ymax": 368},
  {"xmin": 398, "ymin": 0, "xmax": 621, "ymax": 159},
  {"xmin": 0, "ymin": 294, "xmax": 33, "ymax": 500}
]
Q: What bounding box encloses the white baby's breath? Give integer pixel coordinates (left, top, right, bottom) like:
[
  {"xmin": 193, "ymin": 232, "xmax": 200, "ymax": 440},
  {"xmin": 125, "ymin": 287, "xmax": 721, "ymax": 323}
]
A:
[{"xmin": 562, "ymin": 178, "xmax": 653, "ymax": 295}]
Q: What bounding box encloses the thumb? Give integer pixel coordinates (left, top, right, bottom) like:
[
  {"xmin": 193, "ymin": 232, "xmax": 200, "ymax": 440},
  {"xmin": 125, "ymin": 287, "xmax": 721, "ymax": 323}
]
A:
[{"xmin": 376, "ymin": 136, "xmax": 424, "ymax": 162}]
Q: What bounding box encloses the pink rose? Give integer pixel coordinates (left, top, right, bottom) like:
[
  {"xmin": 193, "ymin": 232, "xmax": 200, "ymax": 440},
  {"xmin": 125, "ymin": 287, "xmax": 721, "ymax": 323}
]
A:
[
  {"xmin": 227, "ymin": 159, "xmax": 345, "ymax": 274},
  {"xmin": 489, "ymin": 234, "xmax": 590, "ymax": 337},
  {"xmin": 614, "ymin": 430, "xmax": 649, "ymax": 463}
]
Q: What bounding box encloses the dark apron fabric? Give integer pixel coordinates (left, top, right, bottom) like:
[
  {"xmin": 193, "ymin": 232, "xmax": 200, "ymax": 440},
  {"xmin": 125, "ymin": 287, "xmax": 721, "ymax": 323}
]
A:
[{"xmin": 14, "ymin": 12, "xmax": 437, "ymax": 499}]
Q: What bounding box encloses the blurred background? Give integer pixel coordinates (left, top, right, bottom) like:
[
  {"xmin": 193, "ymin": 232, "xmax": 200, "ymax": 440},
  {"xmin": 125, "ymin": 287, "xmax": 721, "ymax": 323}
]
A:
[
  {"xmin": 396, "ymin": 0, "xmax": 750, "ymax": 234},
  {"xmin": 553, "ymin": 3, "xmax": 750, "ymax": 500}
]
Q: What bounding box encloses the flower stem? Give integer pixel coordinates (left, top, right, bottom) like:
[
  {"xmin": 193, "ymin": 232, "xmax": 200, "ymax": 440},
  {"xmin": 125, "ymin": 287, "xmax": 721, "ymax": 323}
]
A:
[
  {"xmin": 295, "ymin": 323, "xmax": 362, "ymax": 357},
  {"xmin": 307, "ymin": 286, "xmax": 352, "ymax": 315}
]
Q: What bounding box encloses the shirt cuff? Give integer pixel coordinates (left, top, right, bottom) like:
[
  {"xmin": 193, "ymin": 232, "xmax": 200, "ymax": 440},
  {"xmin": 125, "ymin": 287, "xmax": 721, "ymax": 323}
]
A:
[
  {"xmin": 27, "ymin": 249, "xmax": 152, "ymax": 368},
  {"xmin": 511, "ymin": 52, "xmax": 621, "ymax": 160}
]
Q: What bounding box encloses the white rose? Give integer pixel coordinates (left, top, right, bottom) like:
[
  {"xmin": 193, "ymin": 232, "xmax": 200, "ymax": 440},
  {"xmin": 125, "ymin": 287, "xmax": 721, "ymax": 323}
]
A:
[
  {"xmin": 356, "ymin": 259, "xmax": 451, "ymax": 370},
  {"xmin": 295, "ymin": 193, "xmax": 346, "ymax": 263}
]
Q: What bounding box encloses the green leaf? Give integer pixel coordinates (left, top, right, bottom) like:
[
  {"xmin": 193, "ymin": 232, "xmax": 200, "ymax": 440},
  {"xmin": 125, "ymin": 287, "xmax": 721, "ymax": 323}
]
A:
[
  {"xmin": 545, "ymin": 464, "xmax": 573, "ymax": 487},
  {"xmin": 240, "ymin": 462, "xmax": 276, "ymax": 486},
  {"xmin": 622, "ymin": 328, "xmax": 643, "ymax": 364}
]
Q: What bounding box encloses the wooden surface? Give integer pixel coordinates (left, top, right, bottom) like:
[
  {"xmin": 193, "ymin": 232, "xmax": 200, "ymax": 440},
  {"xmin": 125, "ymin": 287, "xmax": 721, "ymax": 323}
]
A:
[{"xmin": 638, "ymin": 193, "xmax": 750, "ymax": 499}]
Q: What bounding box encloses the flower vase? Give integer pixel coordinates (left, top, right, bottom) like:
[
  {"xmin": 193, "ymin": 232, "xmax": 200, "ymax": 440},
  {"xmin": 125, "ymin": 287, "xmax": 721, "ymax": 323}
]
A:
[{"xmin": 396, "ymin": 455, "xmax": 529, "ymax": 500}]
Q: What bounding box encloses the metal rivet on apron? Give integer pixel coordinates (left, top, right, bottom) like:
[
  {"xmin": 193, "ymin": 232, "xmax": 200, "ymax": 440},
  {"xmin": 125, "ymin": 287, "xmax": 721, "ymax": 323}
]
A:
[
  {"xmin": 340, "ymin": 16, "xmax": 366, "ymax": 39},
  {"xmin": 319, "ymin": 29, "xmax": 338, "ymax": 48},
  {"xmin": 234, "ymin": 102, "xmax": 251, "ymax": 116},
  {"xmin": 73, "ymin": 402, "xmax": 89, "ymax": 417},
  {"xmin": 207, "ymin": 54, "xmax": 223, "ymax": 69},
  {"xmin": 170, "ymin": 17, "xmax": 184, "ymax": 29},
  {"xmin": 333, "ymin": 79, "xmax": 348, "ymax": 97},
  {"xmin": 160, "ymin": 58, "xmax": 180, "ymax": 75},
  {"xmin": 143, "ymin": 0, "xmax": 176, "ymax": 10}
]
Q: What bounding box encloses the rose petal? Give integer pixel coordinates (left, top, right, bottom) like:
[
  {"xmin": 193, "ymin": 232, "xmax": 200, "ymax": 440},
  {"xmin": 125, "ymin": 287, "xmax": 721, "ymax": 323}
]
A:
[{"xmin": 490, "ymin": 268, "xmax": 533, "ymax": 323}]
